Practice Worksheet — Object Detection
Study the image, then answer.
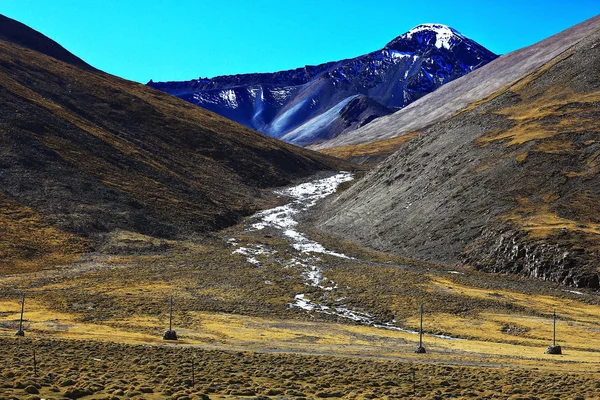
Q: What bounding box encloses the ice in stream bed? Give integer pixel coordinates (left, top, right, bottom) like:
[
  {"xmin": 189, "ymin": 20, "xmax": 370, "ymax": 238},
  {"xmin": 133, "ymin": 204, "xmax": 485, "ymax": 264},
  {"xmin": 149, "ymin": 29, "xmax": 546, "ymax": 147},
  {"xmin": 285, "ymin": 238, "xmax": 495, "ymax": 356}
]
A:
[
  {"xmin": 250, "ymin": 172, "xmax": 354, "ymax": 258},
  {"xmin": 228, "ymin": 172, "xmax": 463, "ymax": 340},
  {"xmin": 232, "ymin": 244, "xmax": 276, "ymax": 266},
  {"xmin": 564, "ymin": 289, "xmax": 585, "ymax": 295},
  {"xmin": 291, "ymin": 294, "xmax": 373, "ymax": 324}
]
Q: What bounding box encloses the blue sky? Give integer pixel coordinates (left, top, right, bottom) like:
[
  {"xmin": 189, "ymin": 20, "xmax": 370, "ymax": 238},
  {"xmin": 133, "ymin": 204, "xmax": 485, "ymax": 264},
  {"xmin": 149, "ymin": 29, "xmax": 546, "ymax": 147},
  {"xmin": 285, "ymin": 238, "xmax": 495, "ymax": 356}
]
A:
[{"xmin": 3, "ymin": 1, "xmax": 599, "ymax": 83}]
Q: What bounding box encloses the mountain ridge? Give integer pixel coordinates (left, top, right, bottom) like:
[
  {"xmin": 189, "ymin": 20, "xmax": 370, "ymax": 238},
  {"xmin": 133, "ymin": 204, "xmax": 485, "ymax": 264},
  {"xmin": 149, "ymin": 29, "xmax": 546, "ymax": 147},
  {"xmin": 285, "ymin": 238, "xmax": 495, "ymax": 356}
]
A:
[
  {"xmin": 0, "ymin": 14, "xmax": 94, "ymax": 70},
  {"xmin": 148, "ymin": 24, "xmax": 498, "ymax": 146}
]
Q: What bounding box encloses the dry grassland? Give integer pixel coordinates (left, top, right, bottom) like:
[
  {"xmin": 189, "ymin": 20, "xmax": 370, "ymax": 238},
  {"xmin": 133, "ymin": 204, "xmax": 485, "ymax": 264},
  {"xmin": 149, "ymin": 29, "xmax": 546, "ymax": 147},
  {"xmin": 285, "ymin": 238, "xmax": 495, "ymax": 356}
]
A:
[{"xmin": 1, "ymin": 221, "xmax": 600, "ymax": 398}]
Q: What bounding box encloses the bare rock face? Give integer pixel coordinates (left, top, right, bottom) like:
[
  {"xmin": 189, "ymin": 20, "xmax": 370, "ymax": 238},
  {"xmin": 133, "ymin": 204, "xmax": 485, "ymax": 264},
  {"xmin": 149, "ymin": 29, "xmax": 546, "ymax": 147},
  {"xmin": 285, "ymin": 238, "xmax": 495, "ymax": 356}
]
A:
[
  {"xmin": 460, "ymin": 228, "xmax": 600, "ymax": 289},
  {"xmin": 338, "ymin": 96, "xmax": 393, "ymax": 131}
]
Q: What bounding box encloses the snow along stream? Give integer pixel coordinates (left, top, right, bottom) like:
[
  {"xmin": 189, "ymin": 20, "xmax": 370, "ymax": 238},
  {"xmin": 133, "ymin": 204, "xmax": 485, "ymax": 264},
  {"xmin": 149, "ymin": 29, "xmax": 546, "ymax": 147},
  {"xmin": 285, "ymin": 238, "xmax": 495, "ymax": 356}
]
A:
[{"xmin": 228, "ymin": 172, "xmax": 462, "ymax": 340}]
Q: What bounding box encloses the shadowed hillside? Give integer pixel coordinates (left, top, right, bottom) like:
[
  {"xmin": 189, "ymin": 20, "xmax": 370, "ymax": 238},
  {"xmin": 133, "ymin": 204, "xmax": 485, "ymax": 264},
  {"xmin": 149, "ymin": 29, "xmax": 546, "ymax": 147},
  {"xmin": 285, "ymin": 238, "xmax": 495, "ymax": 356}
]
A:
[
  {"xmin": 0, "ymin": 14, "xmax": 93, "ymax": 70},
  {"xmin": 316, "ymin": 19, "xmax": 600, "ymax": 288},
  {"xmin": 0, "ymin": 15, "xmax": 349, "ymax": 274}
]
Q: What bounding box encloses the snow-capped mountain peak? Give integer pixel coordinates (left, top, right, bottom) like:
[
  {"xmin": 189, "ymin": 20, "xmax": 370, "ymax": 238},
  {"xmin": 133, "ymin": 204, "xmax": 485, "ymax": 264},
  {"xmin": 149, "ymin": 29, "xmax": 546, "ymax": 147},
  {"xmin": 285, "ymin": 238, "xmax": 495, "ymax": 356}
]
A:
[
  {"xmin": 148, "ymin": 24, "xmax": 497, "ymax": 146},
  {"xmin": 407, "ymin": 23, "xmax": 466, "ymax": 49},
  {"xmin": 385, "ymin": 23, "xmax": 468, "ymax": 50}
]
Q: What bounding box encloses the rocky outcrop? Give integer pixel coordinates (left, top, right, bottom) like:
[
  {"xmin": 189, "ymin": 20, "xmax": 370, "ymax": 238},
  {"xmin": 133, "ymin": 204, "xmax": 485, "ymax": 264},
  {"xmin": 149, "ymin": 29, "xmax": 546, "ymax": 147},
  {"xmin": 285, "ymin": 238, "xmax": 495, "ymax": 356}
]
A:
[
  {"xmin": 461, "ymin": 228, "xmax": 600, "ymax": 289},
  {"xmin": 338, "ymin": 96, "xmax": 392, "ymax": 130}
]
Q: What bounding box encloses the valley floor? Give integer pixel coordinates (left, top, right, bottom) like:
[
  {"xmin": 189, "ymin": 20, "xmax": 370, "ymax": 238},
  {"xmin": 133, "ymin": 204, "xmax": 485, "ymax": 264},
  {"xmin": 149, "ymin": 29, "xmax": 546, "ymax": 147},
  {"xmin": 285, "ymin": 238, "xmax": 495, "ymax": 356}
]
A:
[{"xmin": 1, "ymin": 173, "xmax": 600, "ymax": 399}]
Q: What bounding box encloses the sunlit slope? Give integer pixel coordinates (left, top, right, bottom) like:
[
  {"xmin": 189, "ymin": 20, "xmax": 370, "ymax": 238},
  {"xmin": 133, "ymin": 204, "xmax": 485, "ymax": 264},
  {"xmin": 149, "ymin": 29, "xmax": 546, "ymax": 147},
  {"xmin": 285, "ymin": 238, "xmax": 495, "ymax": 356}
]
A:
[
  {"xmin": 316, "ymin": 132, "xmax": 420, "ymax": 164},
  {"xmin": 0, "ymin": 15, "xmax": 349, "ymax": 273},
  {"xmin": 317, "ymin": 22, "xmax": 600, "ymax": 287}
]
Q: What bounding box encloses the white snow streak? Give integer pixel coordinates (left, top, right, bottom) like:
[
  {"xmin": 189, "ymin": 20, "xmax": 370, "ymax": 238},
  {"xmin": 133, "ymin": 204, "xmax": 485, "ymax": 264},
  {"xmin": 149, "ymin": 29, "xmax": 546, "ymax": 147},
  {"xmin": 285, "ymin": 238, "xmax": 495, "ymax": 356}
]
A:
[
  {"xmin": 218, "ymin": 89, "xmax": 238, "ymax": 108},
  {"xmin": 232, "ymin": 244, "xmax": 276, "ymax": 267}
]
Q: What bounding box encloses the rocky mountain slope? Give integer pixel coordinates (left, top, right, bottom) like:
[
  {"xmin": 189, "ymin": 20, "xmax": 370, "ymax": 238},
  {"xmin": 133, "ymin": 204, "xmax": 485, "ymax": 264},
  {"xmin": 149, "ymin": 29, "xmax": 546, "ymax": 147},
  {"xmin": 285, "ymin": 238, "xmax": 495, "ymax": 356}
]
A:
[
  {"xmin": 148, "ymin": 24, "xmax": 497, "ymax": 146},
  {"xmin": 316, "ymin": 17, "xmax": 600, "ymax": 288},
  {"xmin": 0, "ymin": 15, "xmax": 349, "ymax": 274},
  {"xmin": 315, "ymin": 15, "xmax": 600, "ymax": 162}
]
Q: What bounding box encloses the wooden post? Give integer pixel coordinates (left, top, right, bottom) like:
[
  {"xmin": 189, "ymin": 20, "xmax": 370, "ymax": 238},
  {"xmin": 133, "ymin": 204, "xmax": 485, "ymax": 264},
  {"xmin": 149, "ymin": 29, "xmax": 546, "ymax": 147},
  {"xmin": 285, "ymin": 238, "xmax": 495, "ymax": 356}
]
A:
[
  {"xmin": 414, "ymin": 304, "xmax": 426, "ymax": 353},
  {"xmin": 15, "ymin": 293, "xmax": 25, "ymax": 337}
]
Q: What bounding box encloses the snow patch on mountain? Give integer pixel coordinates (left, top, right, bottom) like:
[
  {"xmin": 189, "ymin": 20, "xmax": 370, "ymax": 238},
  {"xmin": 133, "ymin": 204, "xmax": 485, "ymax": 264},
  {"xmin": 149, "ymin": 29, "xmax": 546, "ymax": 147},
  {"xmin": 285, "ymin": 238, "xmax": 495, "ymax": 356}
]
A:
[
  {"xmin": 218, "ymin": 89, "xmax": 238, "ymax": 108},
  {"xmin": 388, "ymin": 50, "xmax": 414, "ymax": 59},
  {"xmin": 269, "ymin": 87, "xmax": 296, "ymax": 104},
  {"xmin": 193, "ymin": 92, "xmax": 219, "ymax": 105},
  {"xmin": 248, "ymin": 86, "xmax": 261, "ymax": 100},
  {"xmin": 406, "ymin": 23, "xmax": 466, "ymax": 49}
]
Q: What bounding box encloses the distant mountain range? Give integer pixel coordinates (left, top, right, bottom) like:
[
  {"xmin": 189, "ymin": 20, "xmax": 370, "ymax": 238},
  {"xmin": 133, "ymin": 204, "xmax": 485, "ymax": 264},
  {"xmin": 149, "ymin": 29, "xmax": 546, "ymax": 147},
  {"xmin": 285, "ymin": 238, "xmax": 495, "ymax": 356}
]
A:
[{"xmin": 148, "ymin": 24, "xmax": 498, "ymax": 146}]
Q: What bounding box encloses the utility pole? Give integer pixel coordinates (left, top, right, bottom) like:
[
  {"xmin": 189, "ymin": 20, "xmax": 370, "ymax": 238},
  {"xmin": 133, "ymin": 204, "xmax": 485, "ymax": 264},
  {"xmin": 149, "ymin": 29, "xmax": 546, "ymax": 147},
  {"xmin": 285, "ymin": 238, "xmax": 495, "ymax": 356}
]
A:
[
  {"xmin": 553, "ymin": 309, "xmax": 556, "ymax": 347},
  {"xmin": 415, "ymin": 303, "xmax": 426, "ymax": 353},
  {"xmin": 163, "ymin": 296, "xmax": 178, "ymax": 340},
  {"xmin": 545, "ymin": 308, "xmax": 562, "ymax": 354},
  {"xmin": 169, "ymin": 296, "xmax": 173, "ymax": 332},
  {"xmin": 15, "ymin": 293, "xmax": 25, "ymax": 337}
]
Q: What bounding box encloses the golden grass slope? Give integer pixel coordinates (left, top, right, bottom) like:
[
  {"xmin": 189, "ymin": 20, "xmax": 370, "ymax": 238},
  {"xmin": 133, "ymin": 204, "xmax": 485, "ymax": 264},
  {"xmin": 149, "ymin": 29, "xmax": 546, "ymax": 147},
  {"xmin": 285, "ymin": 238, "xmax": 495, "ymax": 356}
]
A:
[
  {"xmin": 317, "ymin": 132, "xmax": 420, "ymax": 164},
  {"xmin": 2, "ymin": 336, "xmax": 599, "ymax": 399},
  {"xmin": 474, "ymin": 46, "xmax": 600, "ymax": 252},
  {"xmin": 0, "ymin": 193, "xmax": 89, "ymax": 275},
  {"xmin": 1, "ymin": 220, "xmax": 600, "ymax": 398}
]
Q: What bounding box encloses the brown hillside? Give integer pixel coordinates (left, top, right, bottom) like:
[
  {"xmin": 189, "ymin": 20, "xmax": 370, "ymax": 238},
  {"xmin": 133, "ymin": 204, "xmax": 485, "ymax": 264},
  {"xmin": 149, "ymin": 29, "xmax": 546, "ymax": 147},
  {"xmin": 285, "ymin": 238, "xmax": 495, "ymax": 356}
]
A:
[
  {"xmin": 0, "ymin": 15, "xmax": 349, "ymax": 273},
  {"xmin": 0, "ymin": 14, "xmax": 93, "ymax": 70},
  {"xmin": 316, "ymin": 22, "xmax": 600, "ymax": 288}
]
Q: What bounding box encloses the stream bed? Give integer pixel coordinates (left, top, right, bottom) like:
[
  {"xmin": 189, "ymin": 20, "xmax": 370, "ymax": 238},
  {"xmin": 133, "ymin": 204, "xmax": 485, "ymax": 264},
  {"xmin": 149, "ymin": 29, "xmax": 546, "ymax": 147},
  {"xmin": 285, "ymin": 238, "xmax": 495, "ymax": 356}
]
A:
[{"xmin": 228, "ymin": 172, "xmax": 462, "ymax": 340}]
